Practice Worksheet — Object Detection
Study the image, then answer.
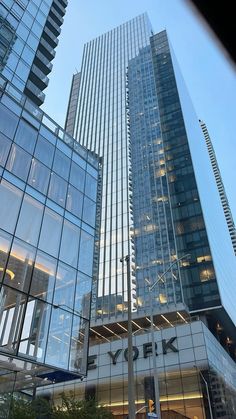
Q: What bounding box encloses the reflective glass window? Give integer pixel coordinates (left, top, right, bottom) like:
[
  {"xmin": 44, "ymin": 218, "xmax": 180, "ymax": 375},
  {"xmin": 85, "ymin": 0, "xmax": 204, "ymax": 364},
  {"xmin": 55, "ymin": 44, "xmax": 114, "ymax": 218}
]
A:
[
  {"xmin": 14, "ymin": 119, "xmax": 37, "ymax": 154},
  {"xmin": 45, "ymin": 306, "xmax": 72, "ymax": 370},
  {"xmin": 16, "ymin": 61, "xmax": 30, "ymax": 83},
  {"xmin": 53, "ymin": 149, "xmax": 70, "ymax": 180},
  {"xmin": 85, "ymin": 173, "xmax": 97, "ymax": 201},
  {"xmin": 59, "ymin": 220, "xmax": 80, "ymax": 268},
  {"xmin": 66, "ymin": 184, "xmax": 83, "ymax": 218},
  {"xmin": 0, "ymin": 103, "xmax": 18, "ymax": 139},
  {"xmin": 15, "ymin": 194, "xmax": 43, "ymax": 246},
  {"xmin": 28, "ymin": 159, "xmax": 50, "ymax": 195},
  {"xmin": 18, "ymin": 298, "xmax": 51, "ymax": 363},
  {"xmin": 0, "ymin": 133, "xmax": 11, "ymax": 167},
  {"xmin": 27, "ymin": 33, "xmax": 38, "ymax": 50},
  {"xmin": 82, "ymin": 196, "xmax": 96, "ymax": 227},
  {"xmin": 4, "ymin": 238, "xmax": 36, "ymax": 293},
  {"xmin": 57, "ymin": 140, "xmax": 72, "ymax": 158},
  {"xmin": 78, "ymin": 230, "xmax": 94, "ymax": 276},
  {"xmin": 39, "ymin": 207, "xmax": 63, "ymax": 258},
  {"xmin": 70, "ymin": 162, "xmax": 85, "ymax": 191},
  {"xmin": 87, "ymin": 163, "xmax": 98, "ymax": 179},
  {"xmin": 6, "ymin": 144, "xmax": 31, "ymax": 181},
  {"xmin": 70, "ymin": 317, "xmax": 88, "ymax": 374},
  {"xmin": 30, "ymin": 250, "xmax": 57, "ymax": 303},
  {"xmin": 0, "ymin": 229, "xmax": 12, "ymax": 283},
  {"xmin": 53, "ymin": 262, "xmax": 76, "ymax": 308},
  {"xmin": 48, "ymin": 172, "xmax": 67, "ymax": 207},
  {"xmin": 72, "ymin": 152, "xmax": 86, "ymax": 169},
  {"xmin": 74, "ymin": 272, "xmax": 91, "ymax": 319},
  {"xmin": 0, "ymin": 286, "xmax": 27, "ymax": 353},
  {"xmin": 0, "ymin": 180, "xmax": 23, "ymax": 234},
  {"xmin": 34, "ymin": 135, "xmax": 54, "ymax": 167}
]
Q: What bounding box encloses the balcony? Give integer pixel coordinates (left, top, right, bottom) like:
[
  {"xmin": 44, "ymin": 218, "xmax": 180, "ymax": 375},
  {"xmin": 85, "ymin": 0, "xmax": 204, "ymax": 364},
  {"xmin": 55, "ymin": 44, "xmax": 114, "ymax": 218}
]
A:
[
  {"xmin": 52, "ymin": 0, "xmax": 66, "ymax": 16},
  {"xmin": 35, "ymin": 50, "xmax": 53, "ymax": 75},
  {"xmin": 29, "ymin": 64, "xmax": 49, "ymax": 91},
  {"xmin": 46, "ymin": 15, "xmax": 61, "ymax": 37},
  {"xmin": 57, "ymin": 0, "xmax": 68, "ymax": 7},
  {"xmin": 42, "ymin": 26, "xmax": 59, "ymax": 48},
  {"xmin": 38, "ymin": 37, "xmax": 56, "ymax": 61},
  {"xmin": 24, "ymin": 80, "xmax": 45, "ymax": 107},
  {"xmin": 49, "ymin": 6, "xmax": 64, "ymax": 27}
]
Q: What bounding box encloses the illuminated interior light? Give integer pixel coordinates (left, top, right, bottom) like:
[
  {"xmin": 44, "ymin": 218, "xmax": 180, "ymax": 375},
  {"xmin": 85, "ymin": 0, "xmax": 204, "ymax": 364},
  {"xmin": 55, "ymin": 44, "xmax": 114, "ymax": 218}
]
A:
[
  {"xmin": 103, "ymin": 325, "xmax": 122, "ymax": 339},
  {"xmin": 131, "ymin": 320, "xmax": 142, "ymax": 329},
  {"xmin": 117, "ymin": 323, "xmax": 128, "ymax": 332},
  {"xmin": 161, "ymin": 315, "xmax": 173, "ymax": 327},
  {"xmin": 159, "ymin": 293, "xmax": 167, "ymax": 304},
  {"xmin": 136, "ymin": 297, "xmax": 143, "ymax": 307},
  {"xmin": 177, "ymin": 311, "xmax": 188, "ymax": 324},
  {"xmin": 145, "ymin": 317, "xmax": 160, "ymax": 330},
  {"xmin": 197, "ymin": 255, "xmax": 212, "ymax": 263},
  {"xmin": 101, "ymin": 393, "xmax": 203, "ymax": 408},
  {"xmin": 116, "ymin": 303, "xmax": 128, "ymax": 312},
  {"xmin": 0, "ymin": 267, "xmax": 15, "ymax": 280},
  {"xmin": 181, "ymin": 261, "xmax": 190, "ymax": 267},
  {"xmin": 90, "ymin": 328, "xmax": 110, "ymax": 342}
]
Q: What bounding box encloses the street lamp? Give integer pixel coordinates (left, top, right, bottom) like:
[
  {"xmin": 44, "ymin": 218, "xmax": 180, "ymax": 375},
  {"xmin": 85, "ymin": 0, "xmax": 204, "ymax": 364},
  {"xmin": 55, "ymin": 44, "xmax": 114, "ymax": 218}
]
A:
[
  {"xmin": 145, "ymin": 254, "xmax": 190, "ymax": 419},
  {"xmin": 120, "ymin": 255, "xmax": 136, "ymax": 419}
]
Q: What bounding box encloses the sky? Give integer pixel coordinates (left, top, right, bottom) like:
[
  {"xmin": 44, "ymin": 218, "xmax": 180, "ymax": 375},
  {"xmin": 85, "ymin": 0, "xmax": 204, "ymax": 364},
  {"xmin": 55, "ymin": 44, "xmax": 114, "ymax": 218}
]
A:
[{"xmin": 42, "ymin": 0, "xmax": 236, "ymax": 220}]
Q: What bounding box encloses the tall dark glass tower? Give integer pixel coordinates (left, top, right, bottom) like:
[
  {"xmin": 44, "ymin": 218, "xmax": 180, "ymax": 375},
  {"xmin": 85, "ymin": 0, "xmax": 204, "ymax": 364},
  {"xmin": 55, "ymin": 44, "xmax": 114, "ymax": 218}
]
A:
[
  {"xmin": 66, "ymin": 15, "xmax": 236, "ymax": 357},
  {"xmin": 0, "ymin": 0, "xmax": 67, "ymax": 105}
]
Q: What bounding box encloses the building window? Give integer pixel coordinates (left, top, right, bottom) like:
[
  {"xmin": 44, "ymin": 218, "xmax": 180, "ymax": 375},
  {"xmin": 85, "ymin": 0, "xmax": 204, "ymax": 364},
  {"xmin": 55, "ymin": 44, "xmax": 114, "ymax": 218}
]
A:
[
  {"xmin": 15, "ymin": 194, "xmax": 44, "ymax": 246},
  {"xmin": 6, "ymin": 144, "xmax": 31, "ymax": 181},
  {"xmin": 0, "ymin": 179, "xmax": 23, "ymax": 234}
]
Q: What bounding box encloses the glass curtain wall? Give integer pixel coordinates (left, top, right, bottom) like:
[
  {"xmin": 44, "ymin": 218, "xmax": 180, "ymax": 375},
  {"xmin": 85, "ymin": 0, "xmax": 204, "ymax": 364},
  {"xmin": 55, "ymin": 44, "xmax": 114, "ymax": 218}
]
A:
[
  {"xmin": 0, "ymin": 80, "xmax": 100, "ymax": 376},
  {"xmin": 73, "ymin": 13, "xmax": 153, "ymax": 320}
]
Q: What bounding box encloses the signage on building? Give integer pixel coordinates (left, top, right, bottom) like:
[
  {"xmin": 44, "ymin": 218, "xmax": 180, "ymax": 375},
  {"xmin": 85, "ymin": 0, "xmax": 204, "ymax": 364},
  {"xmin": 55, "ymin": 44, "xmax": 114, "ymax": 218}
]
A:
[{"xmin": 87, "ymin": 337, "xmax": 178, "ymax": 370}]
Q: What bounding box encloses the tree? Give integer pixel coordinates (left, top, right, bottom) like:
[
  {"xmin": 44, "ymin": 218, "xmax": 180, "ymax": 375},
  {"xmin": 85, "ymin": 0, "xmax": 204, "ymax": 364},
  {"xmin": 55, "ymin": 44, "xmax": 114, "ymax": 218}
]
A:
[
  {"xmin": 2, "ymin": 393, "xmax": 113, "ymax": 419},
  {"xmin": 6, "ymin": 396, "xmax": 52, "ymax": 419},
  {"xmin": 52, "ymin": 394, "xmax": 113, "ymax": 419}
]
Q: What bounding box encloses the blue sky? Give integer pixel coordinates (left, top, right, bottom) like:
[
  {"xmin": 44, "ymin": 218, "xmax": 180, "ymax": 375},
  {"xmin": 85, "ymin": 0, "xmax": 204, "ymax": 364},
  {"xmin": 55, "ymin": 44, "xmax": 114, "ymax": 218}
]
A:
[{"xmin": 43, "ymin": 0, "xmax": 236, "ymax": 219}]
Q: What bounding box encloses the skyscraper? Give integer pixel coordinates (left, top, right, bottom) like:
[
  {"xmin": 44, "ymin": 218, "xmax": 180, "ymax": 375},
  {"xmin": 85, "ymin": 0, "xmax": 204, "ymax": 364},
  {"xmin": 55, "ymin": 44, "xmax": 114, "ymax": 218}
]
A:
[
  {"xmin": 0, "ymin": 0, "xmax": 101, "ymax": 403},
  {"xmin": 66, "ymin": 15, "xmax": 236, "ymax": 355},
  {"xmin": 48, "ymin": 14, "xmax": 236, "ymax": 418},
  {"xmin": 0, "ymin": 0, "xmax": 67, "ymax": 105},
  {"xmin": 200, "ymin": 119, "xmax": 236, "ymax": 255}
]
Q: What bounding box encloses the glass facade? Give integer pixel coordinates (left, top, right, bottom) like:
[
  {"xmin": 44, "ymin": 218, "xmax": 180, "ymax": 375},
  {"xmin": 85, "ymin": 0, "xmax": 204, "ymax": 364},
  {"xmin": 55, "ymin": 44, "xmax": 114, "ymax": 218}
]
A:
[
  {"xmin": 70, "ymin": 13, "xmax": 153, "ymax": 320},
  {"xmin": 128, "ymin": 43, "xmax": 184, "ymax": 313},
  {"xmin": 0, "ymin": 0, "xmax": 67, "ymax": 105},
  {"xmin": 0, "ymin": 74, "xmax": 101, "ymax": 383},
  {"xmin": 150, "ymin": 32, "xmax": 236, "ymax": 331},
  {"xmin": 67, "ymin": 18, "xmax": 236, "ymax": 357}
]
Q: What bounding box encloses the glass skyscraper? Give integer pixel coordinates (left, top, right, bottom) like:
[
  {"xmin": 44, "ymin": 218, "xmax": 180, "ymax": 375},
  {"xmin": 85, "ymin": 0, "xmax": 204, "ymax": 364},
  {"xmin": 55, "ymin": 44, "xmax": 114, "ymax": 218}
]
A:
[
  {"xmin": 66, "ymin": 15, "xmax": 236, "ymax": 358},
  {"xmin": 0, "ymin": 0, "xmax": 67, "ymax": 105},
  {"xmin": 0, "ymin": 0, "xmax": 101, "ymax": 402},
  {"xmin": 68, "ymin": 13, "xmax": 153, "ymax": 319},
  {"xmin": 36, "ymin": 13, "xmax": 236, "ymax": 419}
]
